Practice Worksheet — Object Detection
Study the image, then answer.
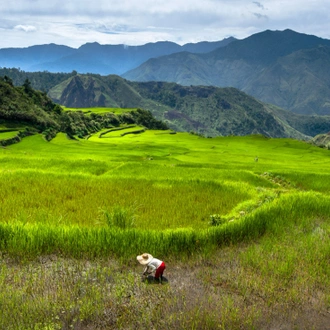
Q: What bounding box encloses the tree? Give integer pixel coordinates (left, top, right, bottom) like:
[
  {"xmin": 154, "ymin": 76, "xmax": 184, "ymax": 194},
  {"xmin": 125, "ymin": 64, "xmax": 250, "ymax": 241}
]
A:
[
  {"xmin": 3, "ymin": 75, "xmax": 13, "ymax": 86},
  {"xmin": 23, "ymin": 78, "xmax": 32, "ymax": 94}
]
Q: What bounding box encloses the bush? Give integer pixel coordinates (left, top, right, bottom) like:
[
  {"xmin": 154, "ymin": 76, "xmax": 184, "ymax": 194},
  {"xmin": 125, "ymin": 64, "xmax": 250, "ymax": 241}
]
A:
[
  {"xmin": 209, "ymin": 214, "xmax": 227, "ymax": 226},
  {"xmin": 100, "ymin": 206, "xmax": 136, "ymax": 229}
]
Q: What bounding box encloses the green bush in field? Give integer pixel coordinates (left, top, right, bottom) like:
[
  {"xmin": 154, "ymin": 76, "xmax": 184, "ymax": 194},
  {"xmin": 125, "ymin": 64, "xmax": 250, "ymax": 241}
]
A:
[
  {"xmin": 100, "ymin": 206, "xmax": 136, "ymax": 229},
  {"xmin": 209, "ymin": 214, "xmax": 228, "ymax": 226}
]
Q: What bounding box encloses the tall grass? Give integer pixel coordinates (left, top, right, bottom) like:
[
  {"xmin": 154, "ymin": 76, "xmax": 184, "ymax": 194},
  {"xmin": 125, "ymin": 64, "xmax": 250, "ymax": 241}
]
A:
[
  {"xmin": 0, "ymin": 170, "xmax": 255, "ymax": 229},
  {"xmin": 1, "ymin": 191, "xmax": 329, "ymax": 260},
  {"xmin": 1, "ymin": 132, "xmax": 330, "ymax": 258}
]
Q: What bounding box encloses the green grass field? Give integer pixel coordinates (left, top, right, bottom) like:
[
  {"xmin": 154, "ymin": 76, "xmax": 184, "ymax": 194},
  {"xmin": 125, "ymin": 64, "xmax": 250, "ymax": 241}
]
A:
[
  {"xmin": 0, "ymin": 130, "xmax": 19, "ymax": 140},
  {"xmin": 1, "ymin": 130, "xmax": 330, "ymax": 254},
  {"xmin": 1, "ymin": 117, "xmax": 330, "ymax": 328},
  {"xmin": 62, "ymin": 106, "xmax": 137, "ymax": 115}
]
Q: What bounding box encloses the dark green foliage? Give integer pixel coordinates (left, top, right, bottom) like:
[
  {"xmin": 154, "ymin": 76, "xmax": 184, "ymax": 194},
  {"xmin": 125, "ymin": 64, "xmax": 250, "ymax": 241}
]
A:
[
  {"xmin": 0, "ymin": 76, "xmax": 60, "ymax": 132},
  {"xmin": 209, "ymin": 214, "xmax": 227, "ymax": 226},
  {"xmin": 130, "ymin": 108, "xmax": 169, "ymax": 130},
  {"xmin": 60, "ymin": 111, "xmax": 101, "ymax": 138}
]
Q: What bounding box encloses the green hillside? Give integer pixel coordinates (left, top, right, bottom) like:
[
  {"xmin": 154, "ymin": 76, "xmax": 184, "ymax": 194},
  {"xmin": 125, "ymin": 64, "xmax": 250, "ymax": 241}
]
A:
[
  {"xmin": 3, "ymin": 69, "xmax": 330, "ymax": 139},
  {"xmin": 0, "ymin": 76, "xmax": 62, "ymax": 143},
  {"xmin": 48, "ymin": 74, "xmax": 330, "ymax": 139},
  {"xmin": 0, "ymin": 77, "xmax": 168, "ymax": 144},
  {"xmin": 244, "ymin": 45, "xmax": 330, "ymax": 115}
]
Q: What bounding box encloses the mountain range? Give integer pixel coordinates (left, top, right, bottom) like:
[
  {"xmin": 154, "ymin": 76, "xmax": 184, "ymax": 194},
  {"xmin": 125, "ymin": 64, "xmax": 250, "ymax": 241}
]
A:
[
  {"xmin": 2, "ymin": 29, "xmax": 330, "ymax": 139},
  {"xmin": 0, "ymin": 38, "xmax": 235, "ymax": 75},
  {"xmin": 2, "ymin": 29, "xmax": 330, "ymax": 118},
  {"xmin": 123, "ymin": 29, "xmax": 330, "ymax": 116}
]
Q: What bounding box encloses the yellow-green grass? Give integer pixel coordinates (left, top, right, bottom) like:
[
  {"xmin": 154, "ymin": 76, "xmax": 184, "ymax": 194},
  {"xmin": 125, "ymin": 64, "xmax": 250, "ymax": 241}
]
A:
[
  {"xmin": 0, "ymin": 170, "xmax": 253, "ymax": 229},
  {"xmin": 61, "ymin": 106, "xmax": 137, "ymax": 114},
  {"xmin": 1, "ymin": 131, "xmax": 330, "ymax": 258},
  {"xmin": 0, "ymin": 130, "xmax": 19, "ymax": 140},
  {"xmin": 95, "ymin": 125, "xmax": 146, "ymax": 138},
  {"xmin": 0, "ymin": 191, "xmax": 329, "ymax": 260}
]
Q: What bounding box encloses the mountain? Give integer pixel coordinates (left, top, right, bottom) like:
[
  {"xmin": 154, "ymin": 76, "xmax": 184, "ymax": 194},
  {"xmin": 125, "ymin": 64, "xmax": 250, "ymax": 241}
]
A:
[
  {"xmin": 0, "ymin": 38, "xmax": 235, "ymax": 75},
  {"xmin": 123, "ymin": 29, "xmax": 330, "ymax": 116},
  {"xmin": 48, "ymin": 74, "xmax": 330, "ymax": 139},
  {"xmin": 0, "ymin": 44, "xmax": 75, "ymax": 70}
]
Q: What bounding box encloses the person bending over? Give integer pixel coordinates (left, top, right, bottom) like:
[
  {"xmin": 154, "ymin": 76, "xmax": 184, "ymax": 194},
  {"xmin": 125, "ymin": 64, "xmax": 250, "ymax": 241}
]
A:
[{"xmin": 137, "ymin": 253, "xmax": 166, "ymax": 283}]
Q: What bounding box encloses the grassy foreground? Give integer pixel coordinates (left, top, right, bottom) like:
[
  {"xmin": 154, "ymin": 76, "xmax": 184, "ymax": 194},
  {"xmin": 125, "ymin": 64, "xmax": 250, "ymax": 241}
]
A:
[{"xmin": 1, "ymin": 127, "xmax": 330, "ymax": 328}]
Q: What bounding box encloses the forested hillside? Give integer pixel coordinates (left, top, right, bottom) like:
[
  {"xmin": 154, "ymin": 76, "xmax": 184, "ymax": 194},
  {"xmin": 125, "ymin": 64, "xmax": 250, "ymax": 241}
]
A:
[
  {"xmin": 47, "ymin": 74, "xmax": 330, "ymax": 139},
  {"xmin": 2, "ymin": 69, "xmax": 330, "ymax": 139}
]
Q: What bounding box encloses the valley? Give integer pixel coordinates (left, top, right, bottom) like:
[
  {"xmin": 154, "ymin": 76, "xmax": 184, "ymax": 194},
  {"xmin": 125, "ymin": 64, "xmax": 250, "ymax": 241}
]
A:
[{"xmin": 1, "ymin": 28, "xmax": 330, "ymax": 329}]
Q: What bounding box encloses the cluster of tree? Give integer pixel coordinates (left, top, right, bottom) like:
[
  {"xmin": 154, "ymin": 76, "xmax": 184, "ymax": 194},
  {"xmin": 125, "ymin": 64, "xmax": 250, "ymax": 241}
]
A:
[{"xmin": 0, "ymin": 76, "xmax": 61, "ymax": 133}]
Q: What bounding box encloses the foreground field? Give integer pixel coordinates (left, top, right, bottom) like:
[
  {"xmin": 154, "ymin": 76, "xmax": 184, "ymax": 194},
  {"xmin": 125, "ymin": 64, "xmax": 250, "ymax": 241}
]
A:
[{"xmin": 1, "ymin": 127, "xmax": 330, "ymax": 329}]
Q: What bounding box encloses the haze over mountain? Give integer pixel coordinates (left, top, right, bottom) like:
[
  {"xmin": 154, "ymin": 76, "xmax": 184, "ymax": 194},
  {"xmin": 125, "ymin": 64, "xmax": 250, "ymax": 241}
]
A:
[
  {"xmin": 0, "ymin": 38, "xmax": 235, "ymax": 75},
  {"xmin": 123, "ymin": 29, "xmax": 330, "ymax": 116}
]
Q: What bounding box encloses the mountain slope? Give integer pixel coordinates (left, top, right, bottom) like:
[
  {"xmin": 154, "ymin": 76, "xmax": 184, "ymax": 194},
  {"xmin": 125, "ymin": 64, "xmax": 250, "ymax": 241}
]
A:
[
  {"xmin": 244, "ymin": 45, "xmax": 330, "ymax": 115},
  {"xmin": 123, "ymin": 29, "xmax": 330, "ymax": 115},
  {"xmin": 0, "ymin": 77, "xmax": 61, "ymax": 132},
  {"xmin": 48, "ymin": 74, "xmax": 330, "ymax": 139}
]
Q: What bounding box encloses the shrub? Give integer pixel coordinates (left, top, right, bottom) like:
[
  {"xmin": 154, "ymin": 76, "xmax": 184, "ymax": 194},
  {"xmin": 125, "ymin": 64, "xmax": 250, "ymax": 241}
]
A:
[
  {"xmin": 101, "ymin": 206, "xmax": 136, "ymax": 229},
  {"xmin": 209, "ymin": 214, "xmax": 227, "ymax": 226}
]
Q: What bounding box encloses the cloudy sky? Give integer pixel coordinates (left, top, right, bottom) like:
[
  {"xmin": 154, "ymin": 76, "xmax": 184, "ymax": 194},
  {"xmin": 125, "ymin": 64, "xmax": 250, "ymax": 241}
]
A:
[{"xmin": 1, "ymin": 0, "xmax": 330, "ymax": 48}]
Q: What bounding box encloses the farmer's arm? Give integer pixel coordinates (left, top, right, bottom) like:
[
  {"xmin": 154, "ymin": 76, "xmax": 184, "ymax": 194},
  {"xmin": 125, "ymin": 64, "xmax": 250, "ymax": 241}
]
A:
[
  {"xmin": 143, "ymin": 264, "xmax": 156, "ymax": 275},
  {"xmin": 143, "ymin": 266, "xmax": 149, "ymax": 275}
]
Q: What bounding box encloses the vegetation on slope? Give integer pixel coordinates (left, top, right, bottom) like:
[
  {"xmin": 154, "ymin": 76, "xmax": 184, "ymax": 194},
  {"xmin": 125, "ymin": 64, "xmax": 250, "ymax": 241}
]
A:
[
  {"xmin": 310, "ymin": 131, "xmax": 330, "ymax": 148},
  {"xmin": 49, "ymin": 74, "xmax": 330, "ymax": 139},
  {"xmin": 0, "ymin": 67, "xmax": 76, "ymax": 92},
  {"xmin": 3, "ymin": 69, "xmax": 330, "ymax": 139},
  {"xmin": 0, "ymin": 76, "xmax": 168, "ymax": 144},
  {"xmin": 0, "ymin": 75, "xmax": 62, "ymax": 142}
]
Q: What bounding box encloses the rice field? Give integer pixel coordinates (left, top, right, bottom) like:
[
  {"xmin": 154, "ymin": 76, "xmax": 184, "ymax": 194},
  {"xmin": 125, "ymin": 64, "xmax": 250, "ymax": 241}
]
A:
[
  {"xmin": 61, "ymin": 106, "xmax": 137, "ymax": 114},
  {"xmin": 1, "ymin": 114, "xmax": 330, "ymax": 328},
  {"xmin": 0, "ymin": 130, "xmax": 19, "ymax": 140},
  {"xmin": 1, "ymin": 127, "xmax": 330, "ymax": 258}
]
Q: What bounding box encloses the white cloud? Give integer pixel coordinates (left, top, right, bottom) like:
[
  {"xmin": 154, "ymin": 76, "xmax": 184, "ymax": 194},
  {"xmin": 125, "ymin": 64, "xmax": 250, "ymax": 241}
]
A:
[
  {"xmin": 14, "ymin": 25, "xmax": 37, "ymax": 32},
  {"xmin": 0, "ymin": 0, "xmax": 330, "ymax": 48}
]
